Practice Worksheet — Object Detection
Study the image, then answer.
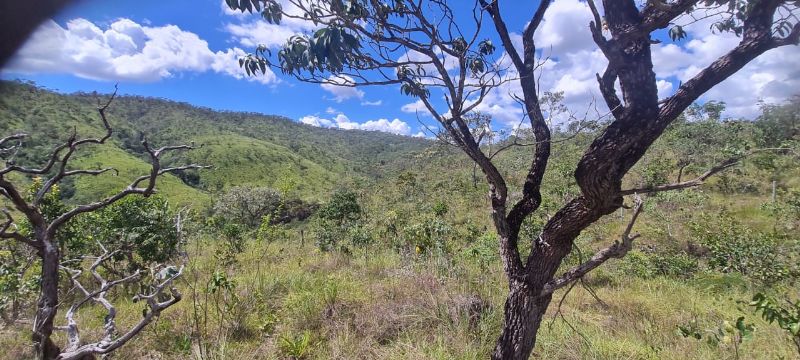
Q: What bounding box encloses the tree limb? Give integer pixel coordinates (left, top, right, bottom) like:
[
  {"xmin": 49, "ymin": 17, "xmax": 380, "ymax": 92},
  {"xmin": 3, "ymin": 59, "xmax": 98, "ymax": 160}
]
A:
[
  {"xmin": 621, "ymin": 148, "xmax": 795, "ymax": 195},
  {"xmin": 540, "ymin": 195, "xmax": 644, "ymax": 297}
]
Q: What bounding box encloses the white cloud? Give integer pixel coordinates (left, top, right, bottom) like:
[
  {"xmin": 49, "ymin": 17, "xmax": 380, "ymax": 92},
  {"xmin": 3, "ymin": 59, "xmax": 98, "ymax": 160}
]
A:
[
  {"xmin": 468, "ymin": 0, "xmax": 799, "ymax": 126},
  {"xmin": 222, "ymin": 0, "xmax": 318, "ymax": 50},
  {"xmin": 320, "ymin": 75, "xmax": 364, "ymax": 102},
  {"xmin": 298, "ymin": 112, "xmax": 413, "ymax": 136},
  {"xmin": 533, "ymin": 0, "xmax": 594, "ymax": 54},
  {"xmin": 401, "ymin": 99, "xmax": 429, "ymax": 114},
  {"xmin": 649, "ymin": 13, "xmax": 800, "ymax": 118},
  {"xmin": 656, "ymin": 79, "xmax": 674, "ymax": 100},
  {"xmin": 5, "ymin": 18, "xmax": 277, "ymax": 84},
  {"xmin": 225, "ymin": 21, "xmax": 303, "ymax": 49},
  {"xmin": 299, "ymin": 115, "xmax": 333, "ymax": 127},
  {"xmin": 361, "ymin": 100, "xmax": 382, "ymax": 106}
]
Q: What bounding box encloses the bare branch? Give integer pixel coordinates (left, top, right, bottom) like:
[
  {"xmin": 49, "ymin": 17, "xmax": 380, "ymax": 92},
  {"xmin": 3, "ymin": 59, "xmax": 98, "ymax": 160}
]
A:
[
  {"xmin": 0, "ymin": 208, "xmax": 37, "ymax": 247},
  {"xmin": 58, "ymin": 260, "xmax": 182, "ymax": 360},
  {"xmin": 620, "ymin": 148, "xmax": 795, "ymax": 196},
  {"xmin": 0, "ymin": 133, "xmax": 26, "ymax": 152}
]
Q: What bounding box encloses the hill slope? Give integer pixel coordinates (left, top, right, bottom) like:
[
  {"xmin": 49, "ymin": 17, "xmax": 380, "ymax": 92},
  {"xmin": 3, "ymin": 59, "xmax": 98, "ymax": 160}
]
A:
[{"xmin": 0, "ymin": 80, "xmax": 431, "ymax": 204}]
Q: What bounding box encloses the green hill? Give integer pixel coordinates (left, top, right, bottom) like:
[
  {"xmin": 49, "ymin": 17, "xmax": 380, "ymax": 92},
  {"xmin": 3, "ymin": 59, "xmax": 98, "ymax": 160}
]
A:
[{"xmin": 0, "ymin": 80, "xmax": 430, "ymax": 205}]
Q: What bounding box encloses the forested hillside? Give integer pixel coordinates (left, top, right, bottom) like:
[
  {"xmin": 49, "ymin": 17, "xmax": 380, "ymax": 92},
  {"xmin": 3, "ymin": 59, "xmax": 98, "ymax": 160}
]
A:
[{"xmin": 0, "ymin": 80, "xmax": 429, "ymax": 205}]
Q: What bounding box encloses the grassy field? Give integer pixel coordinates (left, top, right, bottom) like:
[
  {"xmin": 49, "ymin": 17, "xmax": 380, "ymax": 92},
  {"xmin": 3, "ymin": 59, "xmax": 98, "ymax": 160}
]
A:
[{"xmin": 2, "ymin": 230, "xmax": 796, "ymax": 360}]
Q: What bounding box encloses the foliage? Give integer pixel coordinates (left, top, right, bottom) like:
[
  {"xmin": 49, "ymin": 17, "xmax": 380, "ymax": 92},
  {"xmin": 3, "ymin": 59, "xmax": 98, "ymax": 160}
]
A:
[
  {"xmin": 432, "ymin": 201, "xmax": 449, "ymax": 217},
  {"xmin": 213, "ymin": 186, "xmax": 282, "ymax": 228},
  {"xmin": 749, "ymin": 292, "xmax": 800, "ymax": 355},
  {"xmin": 462, "ymin": 232, "xmax": 498, "ymax": 271},
  {"xmin": 317, "ymin": 189, "xmax": 361, "ymax": 224},
  {"xmin": 617, "ymin": 250, "xmax": 698, "ymax": 279},
  {"xmin": 278, "ymin": 330, "xmax": 312, "ymax": 359},
  {"xmin": 0, "ymin": 246, "xmax": 38, "ymax": 324},
  {"xmin": 314, "ymin": 189, "xmax": 364, "ymax": 252},
  {"xmin": 80, "ymin": 195, "xmax": 180, "ymax": 270},
  {"xmin": 678, "ymin": 316, "xmax": 755, "ymax": 359},
  {"xmin": 689, "ymin": 211, "xmax": 796, "ymax": 284},
  {"xmin": 18, "ymin": 179, "xmax": 83, "ymax": 256},
  {"xmin": 256, "ymin": 214, "xmax": 286, "ymax": 243}
]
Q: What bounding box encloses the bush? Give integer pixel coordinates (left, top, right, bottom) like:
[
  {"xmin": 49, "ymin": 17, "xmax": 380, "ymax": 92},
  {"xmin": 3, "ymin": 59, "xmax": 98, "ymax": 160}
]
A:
[
  {"xmin": 690, "ymin": 212, "xmax": 796, "ymax": 284},
  {"xmin": 616, "ymin": 249, "xmax": 698, "ymax": 279},
  {"xmin": 317, "ymin": 189, "xmax": 361, "ymax": 223},
  {"xmin": 81, "ymin": 195, "xmax": 180, "ymax": 267},
  {"xmin": 462, "ymin": 232, "xmax": 498, "ymax": 270},
  {"xmin": 213, "ymin": 186, "xmax": 282, "ymax": 228}
]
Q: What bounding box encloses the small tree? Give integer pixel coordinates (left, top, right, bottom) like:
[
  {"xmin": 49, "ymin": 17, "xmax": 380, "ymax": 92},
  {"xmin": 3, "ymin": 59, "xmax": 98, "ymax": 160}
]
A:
[
  {"xmin": 0, "ymin": 88, "xmax": 207, "ymax": 359},
  {"xmin": 314, "ymin": 189, "xmax": 362, "ymax": 251},
  {"xmin": 226, "ymin": 0, "xmax": 799, "ymax": 358},
  {"xmin": 213, "ymin": 185, "xmax": 282, "ymax": 228}
]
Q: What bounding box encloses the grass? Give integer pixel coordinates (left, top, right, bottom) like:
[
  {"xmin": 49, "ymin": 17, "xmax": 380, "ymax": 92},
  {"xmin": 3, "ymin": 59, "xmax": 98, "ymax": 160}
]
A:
[{"xmin": 3, "ymin": 230, "xmax": 796, "ymax": 360}]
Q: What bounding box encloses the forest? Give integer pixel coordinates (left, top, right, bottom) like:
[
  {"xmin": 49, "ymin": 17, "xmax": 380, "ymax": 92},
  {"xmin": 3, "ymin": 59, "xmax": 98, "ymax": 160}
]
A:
[{"xmin": 0, "ymin": 81, "xmax": 798, "ymax": 359}]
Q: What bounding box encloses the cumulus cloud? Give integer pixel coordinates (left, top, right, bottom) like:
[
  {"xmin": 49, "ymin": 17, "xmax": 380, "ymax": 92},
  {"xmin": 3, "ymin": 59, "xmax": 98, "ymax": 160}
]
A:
[
  {"xmin": 650, "ymin": 14, "xmax": 800, "ymax": 118},
  {"xmin": 401, "ymin": 99, "xmax": 429, "ymax": 114},
  {"xmin": 299, "ymin": 112, "xmax": 413, "ymax": 136},
  {"xmin": 467, "ymin": 0, "xmax": 799, "ymax": 126},
  {"xmin": 221, "ymin": 0, "xmax": 318, "ymax": 50},
  {"xmin": 533, "ymin": 0, "xmax": 595, "ymax": 54},
  {"xmin": 320, "ymin": 75, "xmax": 364, "ymax": 102},
  {"xmin": 361, "ymin": 100, "xmax": 382, "ymax": 106},
  {"xmin": 299, "ymin": 115, "xmax": 334, "ymax": 127},
  {"xmin": 5, "ymin": 18, "xmax": 277, "ymax": 84}
]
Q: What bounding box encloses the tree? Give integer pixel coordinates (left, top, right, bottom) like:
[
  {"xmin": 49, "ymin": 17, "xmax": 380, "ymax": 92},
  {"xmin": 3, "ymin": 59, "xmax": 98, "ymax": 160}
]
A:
[
  {"xmin": 0, "ymin": 88, "xmax": 207, "ymax": 359},
  {"xmin": 213, "ymin": 186, "xmax": 283, "ymax": 228},
  {"xmin": 314, "ymin": 188, "xmax": 362, "ymax": 251},
  {"xmin": 226, "ymin": 0, "xmax": 800, "ymax": 358}
]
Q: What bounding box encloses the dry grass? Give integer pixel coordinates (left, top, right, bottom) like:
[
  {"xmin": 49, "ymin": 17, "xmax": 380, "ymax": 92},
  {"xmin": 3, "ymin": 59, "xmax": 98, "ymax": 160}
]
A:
[{"xmin": 1, "ymin": 233, "xmax": 798, "ymax": 360}]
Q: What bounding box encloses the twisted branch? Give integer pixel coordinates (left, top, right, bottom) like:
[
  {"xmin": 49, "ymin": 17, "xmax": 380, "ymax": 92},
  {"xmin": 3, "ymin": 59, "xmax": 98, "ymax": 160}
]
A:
[
  {"xmin": 540, "ymin": 195, "xmax": 644, "ymax": 297},
  {"xmin": 57, "ymin": 251, "xmax": 182, "ymax": 360}
]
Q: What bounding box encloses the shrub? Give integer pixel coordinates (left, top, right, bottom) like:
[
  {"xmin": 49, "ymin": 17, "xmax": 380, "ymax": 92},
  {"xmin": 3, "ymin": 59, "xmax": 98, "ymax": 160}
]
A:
[
  {"xmin": 317, "ymin": 189, "xmax": 361, "ymax": 223},
  {"xmin": 81, "ymin": 195, "xmax": 180, "ymax": 268},
  {"xmin": 462, "ymin": 232, "xmax": 498, "ymax": 270},
  {"xmin": 690, "ymin": 212, "xmax": 795, "ymax": 284},
  {"xmin": 213, "ymin": 186, "xmax": 282, "ymax": 228},
  {"xmin": 616, "ymin": 249, "xmax": 698, "ymax": 279}
]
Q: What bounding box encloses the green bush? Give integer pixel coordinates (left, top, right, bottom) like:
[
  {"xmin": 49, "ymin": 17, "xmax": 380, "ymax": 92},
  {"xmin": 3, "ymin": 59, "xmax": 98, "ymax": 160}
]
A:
[
  {"xmin": 690, "ymin": 212, "xmax": 795, "ymax": 284},
  {"xmin": 616, "ymin": 250, "xmax": 698, "ymax": 279}
]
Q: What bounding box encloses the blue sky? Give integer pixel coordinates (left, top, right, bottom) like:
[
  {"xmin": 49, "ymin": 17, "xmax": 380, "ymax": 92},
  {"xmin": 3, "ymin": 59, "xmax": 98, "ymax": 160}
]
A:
[{"xmin": 2, "ymin": 0, "xmax": 798, "ymax": 136}]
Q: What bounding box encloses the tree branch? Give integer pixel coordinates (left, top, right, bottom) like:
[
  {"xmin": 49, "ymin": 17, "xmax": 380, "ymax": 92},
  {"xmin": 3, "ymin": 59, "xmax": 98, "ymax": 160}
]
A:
[
  {"xmin": 540, "ymin": 195, "xmax": 644, "ymax": 296},
  {"xmin": 57, "ymin": 262, "xmax": 182, "ymax": 360},
  {"xmin": 620, "ymin": 148, "xmax": 795, "ymax": 195}
]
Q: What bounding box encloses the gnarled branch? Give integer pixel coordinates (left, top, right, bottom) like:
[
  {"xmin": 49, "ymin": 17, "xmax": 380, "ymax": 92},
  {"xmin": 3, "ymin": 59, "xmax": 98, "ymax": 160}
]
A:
[{"xmin": 540, "ymin": 195, "xmax": 644, "ymax": 297}]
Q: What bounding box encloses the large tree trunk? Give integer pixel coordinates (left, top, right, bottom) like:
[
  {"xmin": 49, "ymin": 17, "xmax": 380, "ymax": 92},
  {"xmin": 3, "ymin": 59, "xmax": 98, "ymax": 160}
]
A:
[
  {"xmin": 491, "ymin": 281, "xmax": 552, "ymax": 360},
  {"xmin": 33, "ymin": 239, "xmax": 61, "ymax": 360}
]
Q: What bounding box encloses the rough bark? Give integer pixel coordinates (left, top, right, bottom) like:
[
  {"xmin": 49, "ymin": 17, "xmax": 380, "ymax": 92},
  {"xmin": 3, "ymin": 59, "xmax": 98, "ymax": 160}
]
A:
[
  {"xmin": 33, "ymin": 238, "xmax": 61, "ymax": 359},
  {"xmin": 491, "ymin": 282, "xmax": 551, "ymax": 360}
]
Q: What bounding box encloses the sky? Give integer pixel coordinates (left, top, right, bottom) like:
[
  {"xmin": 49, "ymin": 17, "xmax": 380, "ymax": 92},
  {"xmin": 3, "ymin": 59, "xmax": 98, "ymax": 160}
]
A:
[{"xmin": 2, "ymin": 0, "xmax": 798, "ymax": 137}]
